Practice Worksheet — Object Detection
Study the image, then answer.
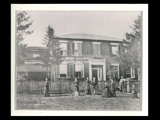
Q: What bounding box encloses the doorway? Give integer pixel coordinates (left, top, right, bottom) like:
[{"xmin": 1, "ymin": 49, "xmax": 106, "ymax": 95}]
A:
[
  {"xmin": 92, "ymin": 69, "xmax": 98, "ymax": 84},
  {"xmin": 92, "ymin": 65, "xmax": 103, "ymax": 82}
]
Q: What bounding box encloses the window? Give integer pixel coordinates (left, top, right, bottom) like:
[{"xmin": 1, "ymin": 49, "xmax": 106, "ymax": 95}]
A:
[
  {"xmin": 110, "ymin": 43, "xmax": 119, "ymax": 57},
  {"xmin": 125, "ymin": 67, "xmax": 131, "ymax": 78},
  {"xmin": 72, "ymin": 41, "xmax": 82, "ymax": 56},
  {"xmin": 33, "ymin": 54, "xmax": 40, "ymax": 58},
  {"xmin": 75, "ymin": 64, "xmax": 84, "ymax": 78},
  {"xmin": 21, "ymin": 53, "xmax": 27, "ymax": 58},
  {"xmin": 93, "ymin": 42, "xmax": 101, "ymax": 57},
  {"xmin": 60, "ymin": 64, "xmax": 67, "ymax": 77},
  {"xmin": 131, "ymin": 67, "xmax": 135, "ymax": 78},
  {"xmin": 111, "ymin": 64, "xmax": 119, "ymax": 79},
  {"xmin": 60, "ymin": 43, "xmax": 67, "ymax": 56}
]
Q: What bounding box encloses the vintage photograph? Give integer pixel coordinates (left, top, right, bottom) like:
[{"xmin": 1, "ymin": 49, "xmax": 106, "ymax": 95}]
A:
[{"xmin": 11, "ymin": 4, "xmax": 148, "ymax": 116}]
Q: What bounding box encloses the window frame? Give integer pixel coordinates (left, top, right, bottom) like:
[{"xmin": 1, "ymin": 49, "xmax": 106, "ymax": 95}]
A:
[
  {"xmin": 110, "ymin": 43, "xmax": 119, "ymax": 57},
  {"xmin": 59, "ymin": 40, "xmax": 68, "ymax": 56},
  {"xmin": 57, "ymin": 63, "xmax": 69, "ymax": 78},
  {"xmin": 72, "ymin": 41, "xmax": 83, "ymax": 56},
  {"xmin": 92, "ymin": 42, "xmax": 101, "ymax": 57}
]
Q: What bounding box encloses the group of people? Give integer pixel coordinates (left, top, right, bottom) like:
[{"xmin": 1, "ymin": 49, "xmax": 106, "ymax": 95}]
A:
[
  {"xmin": 43, "ymin": 77, "xmax": 100, "ymax": 97},
  {"xmin": 72, "ymin": 77, "xmax": 98, "ymax": 97},
  {"xmin": 43, "ymin": 70, "xmax": 138, "ymax": 98}
]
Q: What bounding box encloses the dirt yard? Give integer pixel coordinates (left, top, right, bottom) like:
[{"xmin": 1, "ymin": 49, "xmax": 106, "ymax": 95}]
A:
[{"xmin": 16, "ymin": 92, "xmax": 141, "ymax": 111}]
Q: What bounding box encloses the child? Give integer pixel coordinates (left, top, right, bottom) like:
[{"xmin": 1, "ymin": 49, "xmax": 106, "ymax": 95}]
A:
[{"xmin": 131, "ymin": 84, "xmax": 138, "ymax": 98}]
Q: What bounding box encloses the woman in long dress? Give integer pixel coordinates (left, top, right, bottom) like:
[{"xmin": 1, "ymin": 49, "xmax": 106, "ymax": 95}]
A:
[
  {"xmin": 85, "ymin": 77, "xmax": 91, "ymax": 95},
  {"xmin": 72, "ymin": 78, "xmax": 79, "ymax": 97},
  {"xmin": 44, "ymin": 78, "xmax": 50, "ymax": 97}
]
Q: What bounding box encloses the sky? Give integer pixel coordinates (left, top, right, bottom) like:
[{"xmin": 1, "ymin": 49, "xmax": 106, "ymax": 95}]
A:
[{"xmin": 20, "ymin": 11, "xmax": 141, "ymax": 47}]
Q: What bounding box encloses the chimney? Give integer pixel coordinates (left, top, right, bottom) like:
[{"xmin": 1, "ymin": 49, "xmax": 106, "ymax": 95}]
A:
[{"xmin": 49, "ymin": 28, "xmax": 54, "ymax": 37}]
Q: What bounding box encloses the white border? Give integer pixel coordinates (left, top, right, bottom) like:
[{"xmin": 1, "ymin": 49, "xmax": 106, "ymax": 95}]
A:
[{"xmin": 11, "ymin": 4, "xmax": 148, "ymax": 116}]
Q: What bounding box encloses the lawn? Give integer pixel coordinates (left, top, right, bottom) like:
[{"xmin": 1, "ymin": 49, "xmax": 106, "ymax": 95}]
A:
[{"xmin": 16, "ymin": 92, "xmax": 141, "ymax": 111}]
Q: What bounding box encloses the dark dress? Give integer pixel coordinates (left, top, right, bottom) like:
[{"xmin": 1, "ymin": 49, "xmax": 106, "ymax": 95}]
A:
[
  {"xmin": 85, "ymin": 80, "xmax": 91, "ymax": 95},
  {"xmin": 44, "ymin": 81, "xmax": 50, "ymax": 97},
  {"xmin": 110, "ymin": 84, "xmax": 116, "ymax": 97}
]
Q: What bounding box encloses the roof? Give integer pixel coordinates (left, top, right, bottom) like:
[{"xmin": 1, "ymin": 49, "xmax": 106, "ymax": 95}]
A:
[
  {"xmin": 17, "ymin": 64, "xmax": 50, "ymax": 72},
  {"xmin": 57, "ymin": 33, "xmax": 122, "ymax": 42}
]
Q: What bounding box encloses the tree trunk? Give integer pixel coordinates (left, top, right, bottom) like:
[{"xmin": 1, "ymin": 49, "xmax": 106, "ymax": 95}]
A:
[{"xmin": 46, "ymin": 67, "xmax": 48, "ymax": 78}]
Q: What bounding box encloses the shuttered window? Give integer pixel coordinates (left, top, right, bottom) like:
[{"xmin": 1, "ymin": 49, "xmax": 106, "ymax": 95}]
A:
[
  {"xmin": 72, "ymin": 42, "xmax": 82, "ymax": 56},
  {"xmin": 93, "ymin": 42, "xmax": 101, "ymax": 57},
  {"xmin": 57, "ymin": 64, "xmax": 70, "ymax": 78},
  {"xmin": 60, "ymin": 43, "xmax": 67, "ymax": 56},
  {"xmin": 110, "ymin": 43, "xmax": 119, "ymax": 57}
]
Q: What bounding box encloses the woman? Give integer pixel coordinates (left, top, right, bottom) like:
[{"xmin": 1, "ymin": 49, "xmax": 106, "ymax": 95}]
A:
[
  {"xmin": 85, "ymin": 77, "xmax": 91, "ymax": 95},
  {"xmin": 72, "ymin": 78, "xmax": 79, "ymax": 97},
  {"xmin": 44, "ymin": 77, "xmax": 50, "ymax": 97}
]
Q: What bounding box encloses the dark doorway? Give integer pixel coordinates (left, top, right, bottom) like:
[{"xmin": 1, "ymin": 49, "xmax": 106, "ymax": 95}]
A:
[{"xmin": 92, "ymin": 69, "xmax": 98, "ymax": 84}]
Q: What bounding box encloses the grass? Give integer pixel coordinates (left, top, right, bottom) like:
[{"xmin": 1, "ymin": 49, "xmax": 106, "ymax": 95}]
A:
[{"xmin": 16, "ymin": 92, "xmax": 141, "ymax": 111}]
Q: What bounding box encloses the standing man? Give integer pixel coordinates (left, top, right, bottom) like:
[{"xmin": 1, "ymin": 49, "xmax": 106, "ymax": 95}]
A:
[{"xmin": 91, "ymin": 77, "xmax": 98, "ymax": 95}]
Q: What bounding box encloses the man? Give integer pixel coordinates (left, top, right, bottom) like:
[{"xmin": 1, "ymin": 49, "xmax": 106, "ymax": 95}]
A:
[{"xmin": 91, "ymin": 77, "xmax": 98, "ymax": 95}]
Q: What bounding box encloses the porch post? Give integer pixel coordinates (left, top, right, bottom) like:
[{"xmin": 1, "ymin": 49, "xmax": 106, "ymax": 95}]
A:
[
  {"xmin": 103, "ymin": 62, "xmax": 106, "ymax": 81},
  {"xmin": 89, "ymin": 62, "xmax": 92, "ymax": 81}
]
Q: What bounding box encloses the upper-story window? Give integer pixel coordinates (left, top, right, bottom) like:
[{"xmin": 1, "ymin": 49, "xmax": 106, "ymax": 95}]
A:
[
  {"xmin": 110, "ymin": 43, "xmax": 119, "ymax": 57},
  {"xmin": 72, "ymin": 41, "xmax": 82, "ymax": 56},
  {"xmin": 33, "ymin": 54, "xmax": 40, "ymax": 58},
  {"xmin": 59, "ymin": 40, "xmax": 68, "ymax": 56},
  {"xmin": 21, "ymin": 53, "xmax": 28, "ymax": 58},
  {"xmin": 93, "ymin": 42, "xmax": 101, "ymax": 57}
]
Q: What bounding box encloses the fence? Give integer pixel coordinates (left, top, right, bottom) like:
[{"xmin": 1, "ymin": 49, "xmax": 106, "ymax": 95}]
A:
[
  {"xmin": 17, "ymin": 79, "xmax": 140, "ymax": 94},
  {"xmin": 17, "ymin": 80, "xmax": 74, "ymax": 94}
]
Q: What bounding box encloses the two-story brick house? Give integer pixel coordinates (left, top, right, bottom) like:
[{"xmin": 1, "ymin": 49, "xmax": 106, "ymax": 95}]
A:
[
  {"xmin": 17, "ymin": 33, "xmax": 138, "ymax": 82},
  {"xmin": 53, "ymin": 33, "xmax": 124, "ymax": 83}
]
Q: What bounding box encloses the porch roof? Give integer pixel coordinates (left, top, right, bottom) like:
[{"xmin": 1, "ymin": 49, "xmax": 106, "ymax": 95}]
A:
[{"xmin": 17, "ymin": 64, "xmax": 51, "ymax": 72}]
